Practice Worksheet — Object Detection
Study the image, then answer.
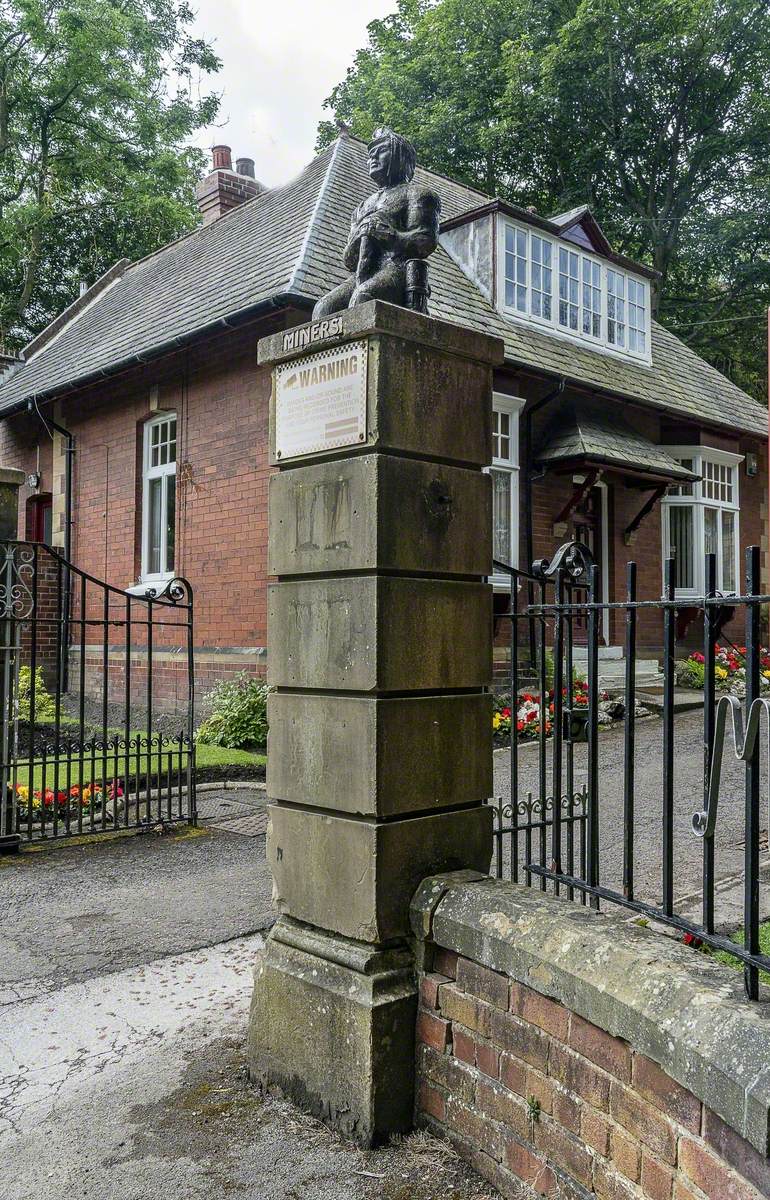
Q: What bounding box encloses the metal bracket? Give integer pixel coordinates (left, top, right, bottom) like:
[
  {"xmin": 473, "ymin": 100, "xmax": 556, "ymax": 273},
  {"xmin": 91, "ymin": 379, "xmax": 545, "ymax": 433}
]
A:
[
  {"xmin": 623, "ymin": 484, "xmax": 667, "ymax": 546},
  {"xmin": 551, "ymin": 470, "xmax": 599, "ymax": 535}
]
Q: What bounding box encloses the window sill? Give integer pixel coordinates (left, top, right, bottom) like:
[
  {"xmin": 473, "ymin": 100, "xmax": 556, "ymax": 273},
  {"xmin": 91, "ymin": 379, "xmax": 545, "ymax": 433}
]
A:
[{"xmin": 128, "ymin": 575, "xmax": 174, "ymax": 597}]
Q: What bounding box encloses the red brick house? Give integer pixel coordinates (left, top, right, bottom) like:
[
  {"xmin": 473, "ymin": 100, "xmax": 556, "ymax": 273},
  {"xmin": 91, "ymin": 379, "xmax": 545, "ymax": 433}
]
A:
[{"xmin": 0, "ymin": 136, "xmax": 765, "ymax": 699}]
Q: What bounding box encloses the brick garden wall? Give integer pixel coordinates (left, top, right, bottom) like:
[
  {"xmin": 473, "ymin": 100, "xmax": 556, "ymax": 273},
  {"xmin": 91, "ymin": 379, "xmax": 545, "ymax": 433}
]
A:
[{"xmin": 413, "ymin": 875, "xmax": 770, "ymax": 1200}]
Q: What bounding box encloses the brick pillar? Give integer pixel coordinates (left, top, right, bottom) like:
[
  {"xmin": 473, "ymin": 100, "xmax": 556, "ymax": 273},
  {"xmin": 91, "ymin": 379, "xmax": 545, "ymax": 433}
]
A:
[{"xmin": 247, "ymin": 301, "xmax": 502, "ymax": 1144}]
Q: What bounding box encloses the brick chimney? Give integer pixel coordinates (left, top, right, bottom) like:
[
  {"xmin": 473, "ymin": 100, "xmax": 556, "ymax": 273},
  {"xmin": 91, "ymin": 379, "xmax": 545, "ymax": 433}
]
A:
[{"xmin": 195, "ymin": 145, "xmax": 265, "ymax": 224}]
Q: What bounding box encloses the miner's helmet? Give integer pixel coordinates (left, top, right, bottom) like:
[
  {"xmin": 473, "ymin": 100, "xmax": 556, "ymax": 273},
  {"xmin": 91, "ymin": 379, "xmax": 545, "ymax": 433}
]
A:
[{"xmin": 368, "ymin": 127, "xmax": 417, "ymax": 185}]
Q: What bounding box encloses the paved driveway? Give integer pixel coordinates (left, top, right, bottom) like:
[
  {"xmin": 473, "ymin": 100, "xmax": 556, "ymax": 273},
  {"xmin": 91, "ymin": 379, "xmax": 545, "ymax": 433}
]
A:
[{"xmin": 491, "ymin": 708, "xmax": 769, "ymax": 927}]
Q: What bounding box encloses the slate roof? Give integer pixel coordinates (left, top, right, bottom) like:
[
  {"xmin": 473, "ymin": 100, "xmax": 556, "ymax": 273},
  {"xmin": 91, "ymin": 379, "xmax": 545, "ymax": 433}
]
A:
[
  {"xmin": 535, "ymin": 401, "xmax": 699, "ymax": 481},
  {"xmin": 0, "ymin": 135, "xmax": 765, "ymax": 439}
]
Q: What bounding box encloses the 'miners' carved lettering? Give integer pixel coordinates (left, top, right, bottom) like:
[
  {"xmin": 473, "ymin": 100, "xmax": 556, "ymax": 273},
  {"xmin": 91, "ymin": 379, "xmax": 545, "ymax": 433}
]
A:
[{"xmin": 282, "ymin": 315, "xmax": 344, "ymax": 353}]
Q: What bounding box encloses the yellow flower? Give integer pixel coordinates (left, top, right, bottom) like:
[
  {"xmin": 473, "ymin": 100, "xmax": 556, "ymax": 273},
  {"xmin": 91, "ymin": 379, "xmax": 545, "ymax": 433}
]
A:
[
  {"xmin": 763, "ymin": 670, "xmax": 770, "ymax": 680},
  {"xmin": 492, "ymin": 713, "xmax": 501, "ymax": 729},
  {"xmin": 715, "ymin": 666, "xmax": 728, "ymax": 680},
  {"xmin": 15, "ymin": 785, "xmax": 28, "ymax": 800}
]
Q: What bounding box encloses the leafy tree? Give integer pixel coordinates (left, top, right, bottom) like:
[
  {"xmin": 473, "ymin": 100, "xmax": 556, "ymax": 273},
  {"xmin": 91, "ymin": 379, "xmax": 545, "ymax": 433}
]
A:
[
  {"xmin": 0, "ymin": 0, "xmax": 220, "ymax": 348},
  {"xmin": 320, "ymin": 0, "xmax": 770, "ymax": 400}
]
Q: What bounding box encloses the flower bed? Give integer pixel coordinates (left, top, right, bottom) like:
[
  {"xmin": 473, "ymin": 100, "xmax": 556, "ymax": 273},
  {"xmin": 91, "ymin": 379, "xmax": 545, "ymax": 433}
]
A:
[
  {"xmin": 677, "ymin": 645, "xmax": 770, "ymax": 695},
  {"xmin": 493, "ymin": 680, "xmax": 618, "ymax": 744},
  {"xmin": 13, "ymin": 780, "xmax": 123, "ymax": 822}
]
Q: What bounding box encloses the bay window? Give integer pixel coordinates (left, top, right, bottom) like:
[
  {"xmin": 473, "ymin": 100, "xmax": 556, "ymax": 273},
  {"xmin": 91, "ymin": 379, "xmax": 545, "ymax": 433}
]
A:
[
  {"xmin": 662, "ymin": 448, "xmax": 742, "ymax": 596},
  {"xmin": 500, "ymin": 219, "xmax": 649, "ymax": 362},
  {"xmin": 142, "ymin": 413, "xmax": 177, "ymax": 581},
  {"xmin": 489, "ymin": 394, "xmax": 523, "ymax": 588}
]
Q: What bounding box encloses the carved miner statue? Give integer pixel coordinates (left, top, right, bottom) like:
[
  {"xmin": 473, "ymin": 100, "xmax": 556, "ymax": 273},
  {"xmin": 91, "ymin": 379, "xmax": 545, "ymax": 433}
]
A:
[{"xmin": 312, "ymin": 128, "xmax": 441, "ymax": 318}]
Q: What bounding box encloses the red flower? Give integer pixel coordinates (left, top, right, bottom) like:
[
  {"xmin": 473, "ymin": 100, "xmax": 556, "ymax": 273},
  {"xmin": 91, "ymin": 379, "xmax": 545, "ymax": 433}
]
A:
[
  {"xmin": 682, "ymin": 932, "xmax": 703, "ymax": 949},
  {"xmin": 501, "ymin": 707, "xmax": 511, "ymax": 718}
]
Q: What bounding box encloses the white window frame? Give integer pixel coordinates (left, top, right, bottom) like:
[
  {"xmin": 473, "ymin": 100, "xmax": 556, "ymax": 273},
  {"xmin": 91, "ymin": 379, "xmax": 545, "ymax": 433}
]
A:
[
  {"xmin": 488, "ymin": 393, "xmax": 524, "ymax": 591},
  {"xmin": 498, "ymin": 218, "xmax": 652, "ymax": 365},
  {"xmin": 661, "ymin": 446, "xmax": 743, "ymax": 597},
  {"xmin": 141, "ymin": 412, "xmax": 177, "ymax": 583}
]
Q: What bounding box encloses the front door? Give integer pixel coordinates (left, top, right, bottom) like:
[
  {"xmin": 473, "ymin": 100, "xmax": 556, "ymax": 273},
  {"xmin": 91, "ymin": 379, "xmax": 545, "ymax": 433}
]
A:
[{"xmin": 570, "ymin": 485, "xmax": 604, "ymax": 643}]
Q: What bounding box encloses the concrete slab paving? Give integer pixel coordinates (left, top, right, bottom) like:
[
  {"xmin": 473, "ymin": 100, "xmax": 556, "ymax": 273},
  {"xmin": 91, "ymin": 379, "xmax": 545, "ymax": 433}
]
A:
[{"xmin": 0, "ymin": 934, "xmax": 506, "ymax": 1200}]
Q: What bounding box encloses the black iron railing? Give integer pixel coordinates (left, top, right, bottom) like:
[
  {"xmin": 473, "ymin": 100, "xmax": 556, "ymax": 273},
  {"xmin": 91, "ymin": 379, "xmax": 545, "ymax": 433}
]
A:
[
  {"xmin": 491, "ymin": 542, "xmax": 770, "ymax": 1000},
  {"xmin": 0, "ymin": 541, "xmax": 195, "ymax": 848}
]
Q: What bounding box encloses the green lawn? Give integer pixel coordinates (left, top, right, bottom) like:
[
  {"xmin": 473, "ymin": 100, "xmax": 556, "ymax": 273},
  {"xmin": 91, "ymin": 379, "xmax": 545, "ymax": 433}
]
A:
[
  {"xmin": 195, "ymin": 743, "xmax": 266, "ymax": 770},
  {"xmin": 13, "ymin": 740, "xmax": 265, "ymax": 791}
]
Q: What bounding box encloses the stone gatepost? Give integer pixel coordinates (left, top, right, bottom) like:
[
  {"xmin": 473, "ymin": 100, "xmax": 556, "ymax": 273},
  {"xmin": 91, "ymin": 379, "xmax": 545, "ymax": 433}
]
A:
[{"xmin": 247, "ymin": 301, "xmax": 503, "ymax": 1144}]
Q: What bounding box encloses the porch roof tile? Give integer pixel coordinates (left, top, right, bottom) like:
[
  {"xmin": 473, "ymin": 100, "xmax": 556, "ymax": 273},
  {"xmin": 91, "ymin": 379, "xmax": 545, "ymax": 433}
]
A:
[{"xmin": 535, "ymin": 401, "xmax": 700, "ymax": 481}]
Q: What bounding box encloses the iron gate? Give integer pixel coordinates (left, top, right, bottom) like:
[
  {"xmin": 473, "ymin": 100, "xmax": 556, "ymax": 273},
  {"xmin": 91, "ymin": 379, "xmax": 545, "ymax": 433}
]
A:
[
  {"xmin": 0, "ymin": 540, "xmax": 195, "ymax": 849},
  {"xmin": 492, "ymin": 540, "xmax": 770, "ymax": 1000}
]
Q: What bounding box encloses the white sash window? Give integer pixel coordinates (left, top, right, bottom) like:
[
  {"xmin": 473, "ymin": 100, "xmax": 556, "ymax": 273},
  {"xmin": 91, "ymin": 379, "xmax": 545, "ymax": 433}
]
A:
[
  {"xmin": 142, "ymin": 413, "xmax": 177, "ymax": 581},
  {"xmin": 661, "ymin": 447, "xmax": 742, "ymax": 596},
  {"xmin": 489, "ymin": 394, "xmax": 524, "ymax": 590}
]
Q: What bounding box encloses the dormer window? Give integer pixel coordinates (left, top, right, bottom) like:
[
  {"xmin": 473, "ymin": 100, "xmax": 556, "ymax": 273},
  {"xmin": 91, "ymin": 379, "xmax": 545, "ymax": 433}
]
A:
[
  {"xmin": 530, "ymin": 235, "xmax": 552, "ymax": 319},
  {"xmin": 628, "ymin": 279, "xmax": 647, "ymax": 354},
  {"xmin": 499, "ymin": 218, "xmax": 651, "ymax": 364},
  {"xmin": 607, "ymin": 270, "xmax": 626, "ymax": 347}
]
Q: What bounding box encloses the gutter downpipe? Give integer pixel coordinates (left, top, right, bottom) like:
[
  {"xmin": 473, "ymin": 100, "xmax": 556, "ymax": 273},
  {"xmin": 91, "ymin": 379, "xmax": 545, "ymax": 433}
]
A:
[
  {"xmin": 524, "ymin": 377, "xmax": 566, "ymax": 670},
  {"xmin": 28, "ymin": 400, "xmax": 74, "ymax": 692}
]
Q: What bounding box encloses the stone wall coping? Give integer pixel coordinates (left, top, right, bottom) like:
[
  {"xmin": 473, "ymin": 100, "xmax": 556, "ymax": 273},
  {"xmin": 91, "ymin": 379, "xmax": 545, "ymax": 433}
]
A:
[
  {"xmin": 411, "ymin": 872, "xmax": 770, "ymax": 1156},
  {"xmin": 257, "ymin": 299, "xmax": 506, "ymax": 367}
]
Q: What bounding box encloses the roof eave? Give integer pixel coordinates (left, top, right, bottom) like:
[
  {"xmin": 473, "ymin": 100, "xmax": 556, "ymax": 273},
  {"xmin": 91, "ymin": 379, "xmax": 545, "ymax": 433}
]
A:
[
  {"xmin": 509, "ymin": 358, "xmax": 767, "ymax": 442},
  {"xmin": 0, "ymin": 291, "xmax": 313, "ymax": 417},
  {"xmin": 535, "ymin": 452, "xmax": 699, "ymax": 485}
]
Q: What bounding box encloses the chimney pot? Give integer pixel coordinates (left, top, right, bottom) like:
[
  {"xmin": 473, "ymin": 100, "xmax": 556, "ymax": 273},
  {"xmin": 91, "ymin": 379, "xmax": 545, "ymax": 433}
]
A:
[
  {"xmin": 211, "ymin": 144, "xmax": 233, "ymax": 171},
  {"xmin": 195, "ymin": 148, "xmax": 265, "ymax": 224}
]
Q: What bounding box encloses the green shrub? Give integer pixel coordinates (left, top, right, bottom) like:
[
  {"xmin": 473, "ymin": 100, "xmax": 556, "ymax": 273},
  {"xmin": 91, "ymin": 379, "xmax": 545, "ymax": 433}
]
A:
[
  {"xmin": 17, "ymin": 665, "xmax": 56, "ymax": 722},
  {"xmin": 677, "ymin": 657, "xmax": 705, "ymax": 688},
  {"xmin": 196, "ymin": 674, "xmax": 270, "ymax": 749}
]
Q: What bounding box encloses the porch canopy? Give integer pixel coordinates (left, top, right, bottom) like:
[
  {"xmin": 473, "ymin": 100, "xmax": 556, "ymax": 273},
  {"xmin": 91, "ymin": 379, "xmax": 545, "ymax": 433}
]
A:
[{"xmin": 535, "ymin": 401, "xmax": 699, "ymax": 487}]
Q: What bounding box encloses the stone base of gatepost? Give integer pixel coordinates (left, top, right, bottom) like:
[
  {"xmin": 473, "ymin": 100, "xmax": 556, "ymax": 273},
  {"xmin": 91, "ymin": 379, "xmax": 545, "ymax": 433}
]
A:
[{"xmin": 247, "ymin": 917, "xmax": 417, "ymax": 1144}]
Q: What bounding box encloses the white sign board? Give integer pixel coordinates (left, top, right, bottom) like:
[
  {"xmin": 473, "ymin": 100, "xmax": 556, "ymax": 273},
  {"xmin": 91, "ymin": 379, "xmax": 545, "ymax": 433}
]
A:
[{"xmin": 275, "ymin": 340, "xmax": 368, "ymax": 461}]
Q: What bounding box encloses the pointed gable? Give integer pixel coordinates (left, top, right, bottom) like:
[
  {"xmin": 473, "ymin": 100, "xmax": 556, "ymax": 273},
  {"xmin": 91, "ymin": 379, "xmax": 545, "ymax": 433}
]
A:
[{"xmin": 550, "ymin": 205, "xmax": 613, "ymax": 257}]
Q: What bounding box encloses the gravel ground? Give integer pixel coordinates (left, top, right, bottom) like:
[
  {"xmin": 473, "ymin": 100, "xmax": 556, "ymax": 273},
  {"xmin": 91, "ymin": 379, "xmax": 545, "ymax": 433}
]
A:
[{"xmin": 0, "ymin": 806, "xmax": 274, "ymax": 1007}]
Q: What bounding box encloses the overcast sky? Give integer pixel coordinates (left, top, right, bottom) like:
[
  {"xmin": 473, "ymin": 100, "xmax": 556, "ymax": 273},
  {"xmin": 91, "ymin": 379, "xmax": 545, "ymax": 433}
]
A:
[{"xmin": 188, "ymin": 0, "xmax": 396, "ymax": 187}]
